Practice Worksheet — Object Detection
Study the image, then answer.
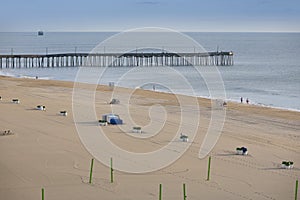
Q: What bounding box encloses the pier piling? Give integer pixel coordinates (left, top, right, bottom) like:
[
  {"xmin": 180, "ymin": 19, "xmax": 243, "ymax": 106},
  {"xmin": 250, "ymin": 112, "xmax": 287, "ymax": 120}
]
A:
[{"xmin": 0, "ymin": 52, "xmax": 233, "ymax": 68}]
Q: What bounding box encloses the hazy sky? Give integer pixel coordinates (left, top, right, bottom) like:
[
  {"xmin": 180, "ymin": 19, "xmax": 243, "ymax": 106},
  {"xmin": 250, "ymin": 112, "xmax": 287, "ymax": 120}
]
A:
[{"xmin": 1, "ymin": 0, "xmax": 299, "ymax": 32}]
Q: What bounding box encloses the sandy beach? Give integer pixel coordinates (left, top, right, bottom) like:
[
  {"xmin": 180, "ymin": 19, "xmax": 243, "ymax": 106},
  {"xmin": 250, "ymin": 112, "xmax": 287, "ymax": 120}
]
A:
[{"xmin": 0, "ymin": 76, "xmax": 299, "ymax": 200}]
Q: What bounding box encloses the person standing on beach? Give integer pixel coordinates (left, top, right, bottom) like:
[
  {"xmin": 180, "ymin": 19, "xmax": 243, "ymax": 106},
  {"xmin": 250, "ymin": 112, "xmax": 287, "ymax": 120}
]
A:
[
  {"xmin": 240, "ymin": 97, "xmax": 243, "ymax": 103},
  {"xmin": 246, "ymin": 98, "xmax": 249, "ymax": 104}
]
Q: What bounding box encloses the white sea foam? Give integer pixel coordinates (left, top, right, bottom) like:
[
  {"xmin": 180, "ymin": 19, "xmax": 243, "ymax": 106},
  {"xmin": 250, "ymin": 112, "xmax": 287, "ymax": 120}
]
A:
[{"xmin": 0, "ymin": 71, "xmax": 16, "ymax": 77}]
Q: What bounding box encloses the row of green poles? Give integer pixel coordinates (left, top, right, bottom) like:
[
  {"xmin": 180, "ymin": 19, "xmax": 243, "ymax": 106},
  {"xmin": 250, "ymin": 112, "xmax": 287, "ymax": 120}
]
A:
[
  {"xmin": 89, "ymin": 158, "xmax": 94, "ymax": 184},
  {"xmin": 41, "ymin": 157, "xmax": 299, "ymax": 200},
  {"xmin": 207, "ymin": 156, "xmax": 211, "ymax": 181},
  {"xmin": 89, "ymin": 158, "xmax": 114, "ymax": 184},
  {"xmin": 158, "ymin": 183, "xmax": 186, "ymax": 200},
  {"xmin": 183, "ymin": 183, "xmax": 187, "ymax": 200},
  {"xmin": 110, "ymin": 157, "xmax": 114, "ymax": 183},
  {"xmin": 41, "ymin": 188, "xmax": 44, "ymax": 200},
  {"xmin": 159, "ymin": 183, "xmax": 162, "ymax": 200},
  {"xmin": 296, "ymin": 179, "xmax": 298, "ymax": 200},
  {"xmin": 40, "ymin": 180, "xmax": 299, "ymax": 200}
]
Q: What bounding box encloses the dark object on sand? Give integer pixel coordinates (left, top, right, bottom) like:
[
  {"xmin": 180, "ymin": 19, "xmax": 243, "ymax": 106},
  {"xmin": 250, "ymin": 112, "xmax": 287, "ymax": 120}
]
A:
[
  {"xmin": 236, "ymin": 147, "xmax": 248, "ymax": 155},
  {"xmin": 110, "ymin": 99, "xmax": 120, "ymax": 104},
  {"xmin": 281, "ymin": 161, "xmax": 294, "ymax": 169},
  {"xmin": 12, "ymin": 99, "xmax": 20, "ymax": 104}
]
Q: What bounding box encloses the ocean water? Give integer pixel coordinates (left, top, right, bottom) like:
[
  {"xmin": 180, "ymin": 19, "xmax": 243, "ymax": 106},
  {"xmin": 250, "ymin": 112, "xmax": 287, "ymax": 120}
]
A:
[{"xmin": 0, "ymin": 32, "xmax": 299, "ymax": 111}]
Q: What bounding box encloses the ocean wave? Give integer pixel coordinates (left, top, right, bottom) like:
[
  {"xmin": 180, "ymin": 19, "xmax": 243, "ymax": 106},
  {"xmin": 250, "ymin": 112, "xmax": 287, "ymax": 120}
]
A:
[
  {"xmin": 18, "ymin": 75, "xmax": 51, "ymax": 80},
  {"xmin": 0, "ymin": 71, "xmax": 51, "ymax": 80},
  {"xmin": 0, "ymin": 71, "xmax": 16, "ymax": 77}
]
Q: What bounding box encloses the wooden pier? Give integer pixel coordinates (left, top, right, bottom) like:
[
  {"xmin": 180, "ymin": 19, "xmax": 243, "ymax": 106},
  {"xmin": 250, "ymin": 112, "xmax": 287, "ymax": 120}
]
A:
[{"xmin": 0, "ymin": 52, "xmax": 233, "ymax": 68}]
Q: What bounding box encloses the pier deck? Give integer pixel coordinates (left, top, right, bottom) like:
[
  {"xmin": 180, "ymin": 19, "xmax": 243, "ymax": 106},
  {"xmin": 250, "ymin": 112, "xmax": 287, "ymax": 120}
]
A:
[{"xmin": 0, "ymin": 52, "xmax": 233, "ymax": 68}]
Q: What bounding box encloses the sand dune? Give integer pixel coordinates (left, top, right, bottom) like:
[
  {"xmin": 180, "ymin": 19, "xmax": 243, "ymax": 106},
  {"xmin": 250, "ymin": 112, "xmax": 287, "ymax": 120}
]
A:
[{"xmin": 0, "ymin": 76, "xmax": 299, "ymax": 200}]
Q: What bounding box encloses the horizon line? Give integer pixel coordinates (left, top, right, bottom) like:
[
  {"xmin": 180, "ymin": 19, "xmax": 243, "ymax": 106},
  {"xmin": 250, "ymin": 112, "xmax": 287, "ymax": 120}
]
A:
[{"xmin": 1, "ymin": 30, "xmax": 300, "ymax": 33}]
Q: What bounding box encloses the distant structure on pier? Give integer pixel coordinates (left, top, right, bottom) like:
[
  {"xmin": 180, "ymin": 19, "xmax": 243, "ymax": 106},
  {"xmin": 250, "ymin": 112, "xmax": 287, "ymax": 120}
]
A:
[{"xmin": 0, "ymin": 51, "xmax": 234, "ymax": 68}]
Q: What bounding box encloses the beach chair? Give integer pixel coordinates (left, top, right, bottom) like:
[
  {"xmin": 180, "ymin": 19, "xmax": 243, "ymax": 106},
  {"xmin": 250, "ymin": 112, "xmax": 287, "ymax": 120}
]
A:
[
  {"xmin": 109, "ymin": 98, "xmax": 120, "ymax": 104},
  {"xmin": 281, "ymin": 161, "xmax": 294, "ymax": 169},
  {"xmin": 98, "ymin": 120, "xmax": 108, "ymax": 126},
  {"xmin": 236, "ymin": 147, "xmax": 248, "ymax": 155},
  {"xmin": 1, "ymin": 130, "xmax": 12, "ymax": 136},
  {"xmin": 60, "ymin": 111, "xmax": 67, "ymax": 116},
  {"xmin": 180, "ymin": 133, "xmax": 189, "ymax": 142},
  {"xmin": 37, "ymin": 105, "xmax": 46, "ymax": 111},
  {"xmin": 132, "ymin": 127, "xmax": 142, "ymax": 133},
  {"xmin": 12, "ymin": 99, "xmax": 20, "ymax": 104}
]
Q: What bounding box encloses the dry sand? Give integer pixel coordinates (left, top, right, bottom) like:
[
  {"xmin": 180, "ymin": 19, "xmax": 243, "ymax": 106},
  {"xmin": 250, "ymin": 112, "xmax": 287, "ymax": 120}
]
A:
[{"xmin": 0, "ymin": 76, "xmax": 299, "ymax": 200}]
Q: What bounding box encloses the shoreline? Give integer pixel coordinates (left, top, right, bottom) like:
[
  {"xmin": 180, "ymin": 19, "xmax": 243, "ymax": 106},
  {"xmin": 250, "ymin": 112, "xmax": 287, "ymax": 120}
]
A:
[{"xmin": 1, "ymin": 74, "xmax": 299, "ymax": 113}]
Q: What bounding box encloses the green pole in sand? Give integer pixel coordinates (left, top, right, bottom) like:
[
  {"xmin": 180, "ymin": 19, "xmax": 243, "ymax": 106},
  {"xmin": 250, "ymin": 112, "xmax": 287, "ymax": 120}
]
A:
[
  {"xmin": 89, "ymin": 158, "xmax": 94, "ymax": 184},
  {"xmin": 295, "ymin": 179, "xmax": 299, "ymax": 200},
  {"xmin": 159, "ymin": 183, "xmax": 162, "ymax": 200},
  {"xmin": 183, "ymin": 183, "xmax": 187, "ymax": 200},
  {"xmin": 207, "ymin": 156, "xmax": 211, "ymax": 181},
  {"xmin": 110, "ymin": 157, "xmax": 114, "ymax": 183},
  {"xmin": 41, "ymin": 188, "xmax": 44, "ymax": 200}
]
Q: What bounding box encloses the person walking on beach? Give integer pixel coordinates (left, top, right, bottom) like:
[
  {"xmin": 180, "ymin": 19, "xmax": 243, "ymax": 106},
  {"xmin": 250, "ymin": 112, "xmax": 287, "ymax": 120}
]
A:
[
  {"xmin": 240, "ymin": 97, "xmax": 243, "ymax": 103},
  {"xmin": 246, "ymin": 98, "xmax": 249, "ymax": 104}
]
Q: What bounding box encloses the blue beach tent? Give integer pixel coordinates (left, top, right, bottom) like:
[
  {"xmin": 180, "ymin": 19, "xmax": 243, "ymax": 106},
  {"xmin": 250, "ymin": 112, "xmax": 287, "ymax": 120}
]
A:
[{"xmin": 110, "ymin": 118, "xmax": 123, "ymax": 125}]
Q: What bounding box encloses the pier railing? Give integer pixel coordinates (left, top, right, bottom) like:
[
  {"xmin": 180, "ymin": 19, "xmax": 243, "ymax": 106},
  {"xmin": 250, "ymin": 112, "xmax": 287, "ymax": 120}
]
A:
[{"xmin": 0, "ymin": 52, "xmax": 233, "ymax": 68}]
